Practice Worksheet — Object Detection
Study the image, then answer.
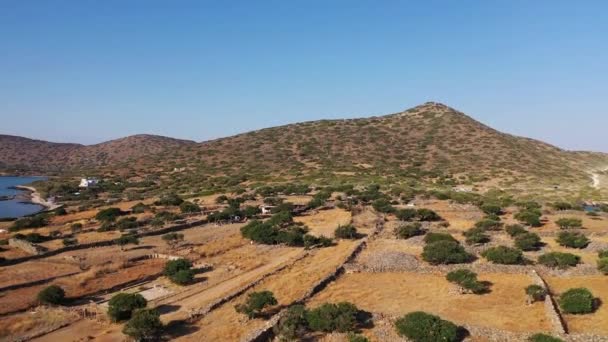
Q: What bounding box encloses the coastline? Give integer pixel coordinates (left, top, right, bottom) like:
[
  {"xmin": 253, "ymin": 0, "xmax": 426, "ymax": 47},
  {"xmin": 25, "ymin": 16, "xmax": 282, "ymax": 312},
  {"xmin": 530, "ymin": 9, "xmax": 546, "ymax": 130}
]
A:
[{"xmin": 14, "ymin": 185, "xmax": 61, "ymax": 211}]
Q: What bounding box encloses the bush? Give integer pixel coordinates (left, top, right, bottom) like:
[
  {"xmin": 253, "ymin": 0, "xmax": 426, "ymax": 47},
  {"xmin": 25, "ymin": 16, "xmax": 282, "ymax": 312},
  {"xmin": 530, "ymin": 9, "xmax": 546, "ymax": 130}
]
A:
[
  {"xmin": 505, "ymin": 224, "xmax": 527, "ymax": 237},
  {"xmin": 598, "ymin": 257, "xmax": 608, "ymax": 275},
  {"xmin": 422, "ymin": 241, "xmax": 472, "ymax": 265},
  {"xmin": 396, "ymin": 208, "xmax": 417, "ymax": 221},
  {"xmin": 116, "ymin": 216, "xmax": 139, "ymax": 230},
  {"xmin": 538, "ymin": 252, "xmax": 580, "ymax": 269},
  {"xmin": 559, "ymin": 288, "xmax": 595, "ymax": 314},
  {"xmin": 62, "ymin": 237, "xmax": 78, "ymax": 246},
  {"xmin": 446, "ymin": 269, "xmax": 487, "ymax": 294},
  {"xmin": 481, "ymin": 246, "xmax": 524, "ymax": 265},
  {"xmin": 171, "ymin": 269, "xmax": 195, "ymax": 285},
  {"xmin": 122, "ymin": 309, "xmax": 163, "ymax": 341},
  {"xmin": 417, "ymin": 208, "xmax": 441, "ymax": 221},
  {"xmin": 161, "ymin": 232, "xmax": 184, "ymax": 247},
  {"xmin": 115, "ymin": 234, "xmax": 139, "ymax": 249},
  {"xmin": 395, "ymin": 311, "xmax": 460, "ymax": 342},
  {"xmin": 9, "ymin": 215, "xmax": 47, "ymax": 231},
  {"xmin": 131, "ymin": 202, "xmax": 149, "ymax": 214},
  {"xmin": 463, "ymin": 227, "xmax": 490, "ymax": 245},
  {"xmin": 424, "ymin": 232, "xmax": 457, "ymax": 244},
  {"xmin": 306, "ymin": 302, "xmax": 360, "ymax": 333},
  {"xmin": 164, "ymin": 259, "xmax": 192, "ymax": 277},
  {"xmin": 156, "ymin": 193, "xmax": 183, "ymax": 206},
  {"xmin": 481, "ymin": 204, "xmax": 502, "ymax": 216},
  {"xmin": 179, "ymin": 201, "xmax": 200, "ymax": 213},
  {"xmin": 514, "ymin": 232, "xmax": 542, "ymax": 251},
  {"xmin": 396, "ymin": 223, "xmax": 424, "ymax": 239},
  {"xmin": 555, "ymin": 217, "xmax": 583, "ymax": 229},
  {"xmin": 599, "ymin": 249, "xmax": 608, "ymax": 258},
  {"xmin": 515, "ymin": 210, "xmax": 542, "ymax": 227},
  {"xmin": 235, "ymin": 291, "xmax": 278, "ymax": 319},
  {"xmin": 525, "ymin": 284, "xmax": 547, "ymax": 302},
  {"xmin": 70, "ymin": 222, "xmax": 83, "ymax": 233},
  {"xmin": 37, "ymin": 285, "xmax": 66, "ymax": 305},
  {"xmin": 529, "ymin": 333, "xmax": 564, "ymax": 342},
  {"xmin": 556, "ymin": 231, "xmax": 589, "ymax": 249},
  {"xmin": 108, "ymin": 293, "xmax": 147, "ymax": 322},
  {"xmin": 274, "ymin": 304, "xmax": 307, "ymax": 340},
  {"xmin": 335, "ymin": 225, "xmax": 358, "ymax": 239},
  {"xmin": 372, "ymin": 198, "xmax": 395, "ymax": 213},
  {"xmin": 95, "ymin": 208, "xmax": 122, "ymax": 222},
  {"xmin": 474, "ymin": 218, "xmax": 503, "ymax": 231}
]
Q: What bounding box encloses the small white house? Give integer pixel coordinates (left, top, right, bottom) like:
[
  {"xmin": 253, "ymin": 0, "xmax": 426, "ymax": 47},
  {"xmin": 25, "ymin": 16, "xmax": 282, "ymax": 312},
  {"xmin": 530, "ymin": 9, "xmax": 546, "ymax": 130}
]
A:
[
  {"xmin": 79, "ymin": 178, "xmax": 99, "ymax": 188},
  {"xmin": 260, "ymin": 205, "xmax": 276, "ymax": 215}
]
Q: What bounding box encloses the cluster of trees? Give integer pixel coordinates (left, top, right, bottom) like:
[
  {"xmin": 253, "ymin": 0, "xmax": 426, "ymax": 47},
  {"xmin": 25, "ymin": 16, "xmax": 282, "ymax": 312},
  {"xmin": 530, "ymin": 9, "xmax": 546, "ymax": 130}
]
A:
[
  {"xmin": 395, "ymin": 208, "xmax": 441, "ymax": 222},
  {"xmin": 240, "ymin": 210, "xmax": 332, "ymax": 248},
  {"xmin": 421, "ymin": 233, "xmax": 472, "ymax": 265},
  {"xmin": 275, "ymin": 302, "xmax": 368, "ymax": 340},
  {"xmin": 556, "ymin": 231, "xmax": 589, "ymax": 249},
  {"xmin": 108, "ymin": 293, "xmax": 162, "ymax": 340},
  {"xmin": 9, "ymin": 215, "xmax": 47, "ymax": 232},
  {"xmin": 164, "ymin": 259, "xmax": 195, "ymax": 285},
  {"xmin": 395, "ymin": 311, "xmax": 463, "ymax": 342},
  {"xmin": 481, "ymin": 246, "xmax": 525, "ymax": 265}
]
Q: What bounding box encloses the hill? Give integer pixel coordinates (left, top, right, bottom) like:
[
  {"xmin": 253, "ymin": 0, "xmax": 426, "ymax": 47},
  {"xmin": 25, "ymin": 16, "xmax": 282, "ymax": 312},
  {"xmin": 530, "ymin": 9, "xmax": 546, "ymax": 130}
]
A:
[
  {"xmin": 0, "ymin": 134, "xmax": 195, "ymax": 173},
  {"xmin": 1, "ymin": 103, "xmax": 607, "ymax": 197}
]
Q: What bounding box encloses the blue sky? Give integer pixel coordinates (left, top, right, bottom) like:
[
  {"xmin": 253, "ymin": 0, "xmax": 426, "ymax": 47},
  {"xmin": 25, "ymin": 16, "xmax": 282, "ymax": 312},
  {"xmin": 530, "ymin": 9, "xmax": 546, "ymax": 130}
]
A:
[{"xmin": 0, "ymin": 1, "xmax": 607, "ymax": 151}]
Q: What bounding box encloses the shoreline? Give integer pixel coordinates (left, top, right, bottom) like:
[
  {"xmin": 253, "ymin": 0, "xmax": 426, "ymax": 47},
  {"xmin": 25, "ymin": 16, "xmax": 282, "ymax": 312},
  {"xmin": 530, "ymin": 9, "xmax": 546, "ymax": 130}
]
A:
[{"xmin": 13, "ymin": 185, "xmax": 61, "ymax": 212}]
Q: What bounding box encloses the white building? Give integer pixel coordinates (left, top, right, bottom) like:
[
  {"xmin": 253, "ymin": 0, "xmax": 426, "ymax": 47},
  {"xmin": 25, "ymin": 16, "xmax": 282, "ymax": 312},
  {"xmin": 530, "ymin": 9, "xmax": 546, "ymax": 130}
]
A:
[
  {"xmin": 260, "ymin": 205, "xmax": 276, "ymax": 215},
  {"xmin": 79, "ymin": 178, "xmax": 99, "ymax": 188}
]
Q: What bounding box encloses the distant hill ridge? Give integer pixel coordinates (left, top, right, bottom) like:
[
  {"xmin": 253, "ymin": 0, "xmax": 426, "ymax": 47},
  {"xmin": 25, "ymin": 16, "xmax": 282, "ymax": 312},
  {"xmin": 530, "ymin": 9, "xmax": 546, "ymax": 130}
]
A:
[{"xmin": 1, "ymin": 103, "xmax": 607, "ymax": 192}]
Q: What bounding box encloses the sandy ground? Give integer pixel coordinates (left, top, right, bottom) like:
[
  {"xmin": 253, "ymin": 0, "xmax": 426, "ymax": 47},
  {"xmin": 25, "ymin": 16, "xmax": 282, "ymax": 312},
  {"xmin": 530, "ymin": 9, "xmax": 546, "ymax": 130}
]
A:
[
  {"xmin": 294, "ymin": 208, "xmax": 352, "ymax": 237},
  {"xmin": 176, "ymin": 240, "xmax": 360, "ymax": 341},
  {"xmin": 308, "ymin": 272, "xmax": 551, "ymax": 333},
  {"xmin": 545, "ymin": 275, "xmax": 608, "ymax": 334}
]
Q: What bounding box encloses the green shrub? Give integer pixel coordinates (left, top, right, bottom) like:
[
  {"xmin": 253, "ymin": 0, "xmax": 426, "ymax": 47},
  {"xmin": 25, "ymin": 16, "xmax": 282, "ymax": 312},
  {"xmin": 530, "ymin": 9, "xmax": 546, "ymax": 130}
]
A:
[
  {"xmin": 556, "ymin": 231, "xmax": 589, "ymax": 249},
  {"xmin": 538, "ymin": 252, "xmax": 580, "ymax": 269},
  {"xmin": 161, "ymin": 232, "xmax": 184, "ymax": 247},
  {"xmin": 372, "ymin": 198, "xmax": 395, "ymax": 213},
  {"xmin": 107, "ymin": 293, "xmax": 147, "ymax": 322},
  {"xmin": 396, "ymin": 208, "xmax": 417, "ymax": 221},
  {"xmin": 156, "ymin": 193, "xmax": 184, "ymax": 206},
  {"xmin": 395, "ymin": 311, "xmax": 460, "ymax": 342},
  {"xmin": 481, "ymin": 246, "xmax": 524, "ymax": 265},
  {"xmin": 528, "ymin": 333, "xmax": 564, "ymax": 342},
  {"xmin": 463, "ymin": 227, "xmax": 490, "ymax": 245},
  {"xmin": 555, "ymin": 217, "xmax": 583, "ymax": 229},
  {"xmin": 115, "ymin": 234, "xmax": 139, "ymax": 249},
  {"xmin": 598, "ymin": 257, "xmax": 608, "ymax": 275},
  {"xmin": 235, "ymin": 291, "xmax": 278, "ymax": 319},
  {"xmin": 171, "ymin": 269, "xmax": 195, "ymax": 285},
  {"xmin": 179, "ymin": 201, "xmax": 200, "ymax": 213},
  {"xmin": 446, "ymin": 269, "xmax": 487, "ymax": 294},
  {"xmin": 37, "ymin": 285, "xmax": 66, "ymax": 305},
  {"xmin": 559, "ymin": 288, "xmax": 595, "ymax": 314},
  {"xmin": 395, "ymin": 223, "xmax": 424, "ymax": 239},
  {"xmin": 164, "ymin": 259, "xmax": 192, "ymax": 277},
  {"xmin": 417, "ymin": 208, "xmax": 441, "ymax": 221},
  {"xmin": 552, "ymin": 202, "xmax": 573, "ymax": 211},
  {"xmin": 422, "ymin": 241, "xmax": 472, "ymax": 265},
  {"xmin": 274, "ymin": 304, "xmax": 307, "ymax": 340},
  {"xmin": 306, "ymin": 302, "xmax": 360, "ymax": 333},
  {"xmin": 474, "ymin": 218, "xmax": 502, "ymax": 231},
  {"xmin": 130, "ymin": 202, "xmax": 149, "ymax": 214},
  {"xmin": 514, "ymin": 232, "xmax": 542, "ymax": 251},
  {"xmin": 481, "ymin": 204, "xmax": 502, "ymax": 216},
  {"xmin": 506, "ymin": 224, "xmax": 527, "ymax": 237},
  {"xmin": 525, "ymin": 285, "xmax": 547, "ymax": 302},
  {"xmin": 62, "ymin": 237, "xmax": 78, "ymax": 246},
  {"xmin": 424, "ymin": 232, "xmax": 457, "ymax": 244},
  {"xmin": 598, "ymin": 249, "xmax": 608, "ymax": 258},
  {"xmin": 335, "ymin": 225, "xmax": 358, "ymax": 239},
  {"xmin": 9, "ymin": 215, "xmax": 48, "ymax": 231},
  {"xmin": 95, "ymin": 208, "xmax": 122, "ymax": 222},
  {"xmin": 515, "ymin": 210, "xmax": 542, "ymax": 227},
  {"xmin": 122, "ymin": 309, "xmax": 163, "ymax": 341}
]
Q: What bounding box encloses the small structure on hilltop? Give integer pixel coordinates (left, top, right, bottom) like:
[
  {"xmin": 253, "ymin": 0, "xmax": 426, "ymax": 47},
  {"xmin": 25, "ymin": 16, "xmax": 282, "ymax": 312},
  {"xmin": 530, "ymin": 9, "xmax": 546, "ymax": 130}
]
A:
[
  {"xmin": 79, "ymin": 177, "xmax": 99, "ymax": 188},
  {"xmin": 260, "ymin": 205, "xmax": 276, "ymax": 215}
]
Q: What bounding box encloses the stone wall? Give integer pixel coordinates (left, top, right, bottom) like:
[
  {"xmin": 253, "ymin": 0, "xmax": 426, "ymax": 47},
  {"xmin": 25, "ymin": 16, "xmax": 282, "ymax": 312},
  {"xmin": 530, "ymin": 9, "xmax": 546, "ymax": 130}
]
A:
[{"xmin": 530, "ymin": 270, "xmax": 568, "ymax": 335}]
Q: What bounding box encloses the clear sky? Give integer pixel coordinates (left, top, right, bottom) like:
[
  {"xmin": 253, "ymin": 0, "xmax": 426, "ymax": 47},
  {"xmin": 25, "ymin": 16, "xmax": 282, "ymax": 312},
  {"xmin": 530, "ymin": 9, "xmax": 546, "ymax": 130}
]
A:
[{"xmin": 1, "ymin": 1, "xmax": 606, "ymax": 151}]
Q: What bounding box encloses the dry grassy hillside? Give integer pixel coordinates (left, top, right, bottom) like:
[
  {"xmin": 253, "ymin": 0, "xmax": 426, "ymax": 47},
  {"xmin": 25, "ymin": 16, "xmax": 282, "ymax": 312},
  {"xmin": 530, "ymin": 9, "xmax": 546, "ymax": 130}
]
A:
[
  {"xmin": 2, "ymin": 103, "xmax": 607, "ymax": 195},
  {"xmin": 154, "ymin": 102, "xmax": 608, "ymax": 192},
  {"xmin": 0, "ymin": 134, "xmax": 195, "ymax": 173}
]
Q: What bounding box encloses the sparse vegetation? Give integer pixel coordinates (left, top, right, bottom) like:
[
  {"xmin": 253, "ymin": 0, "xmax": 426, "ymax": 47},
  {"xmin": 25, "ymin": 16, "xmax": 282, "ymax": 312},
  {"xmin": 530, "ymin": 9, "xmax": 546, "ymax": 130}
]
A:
[{"xmin": 235, "ymin": 291, "xmax": 278, "ymax": 319}]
